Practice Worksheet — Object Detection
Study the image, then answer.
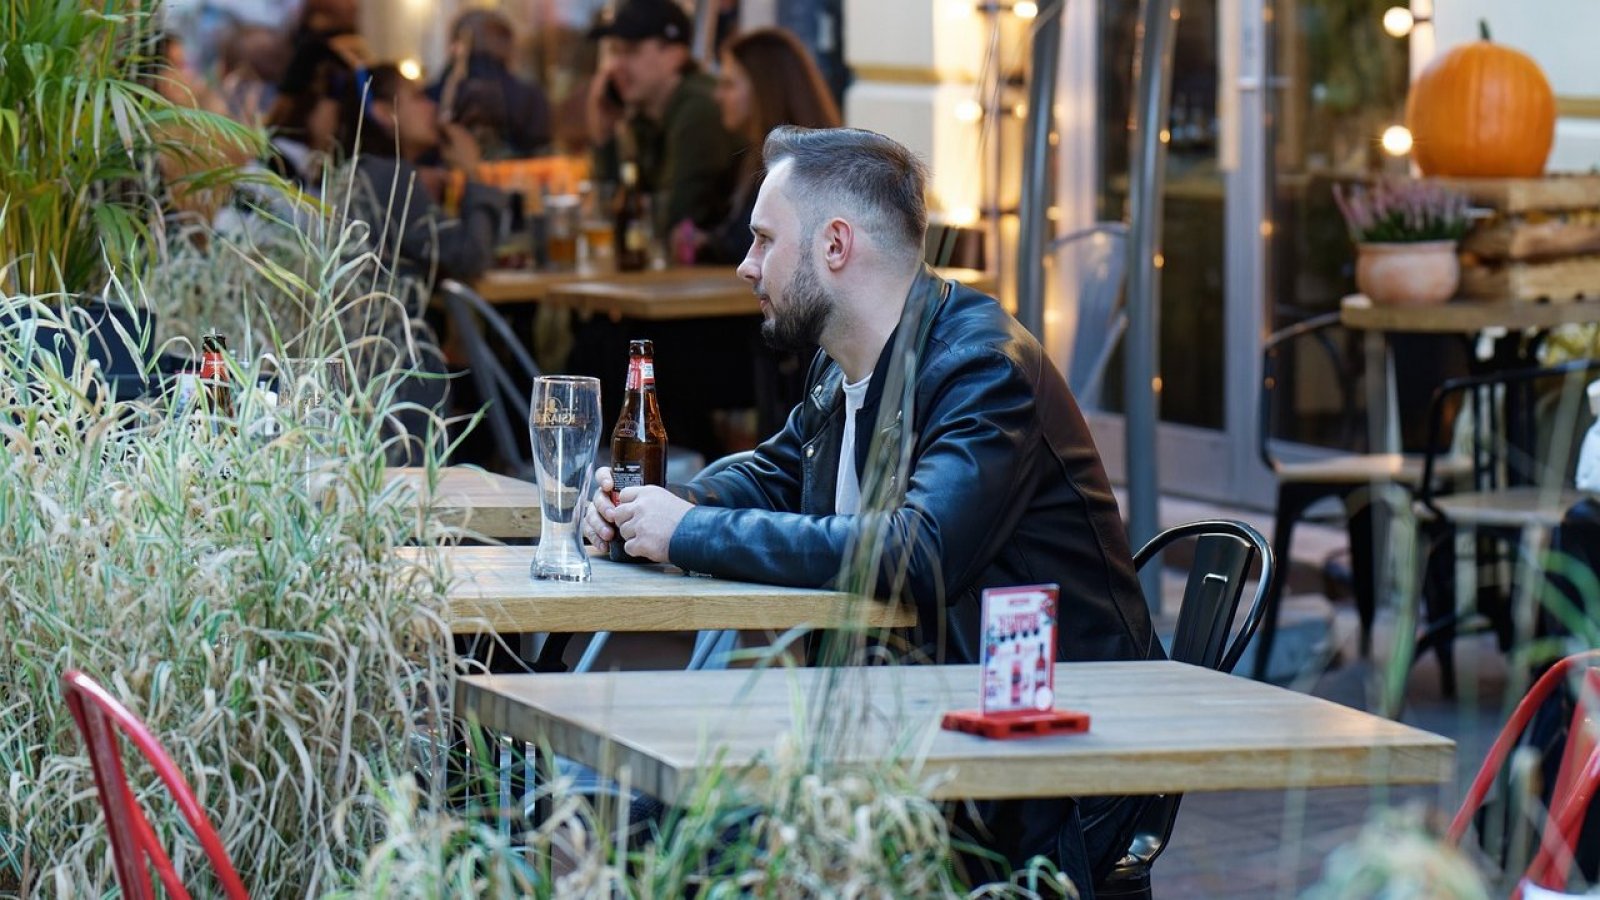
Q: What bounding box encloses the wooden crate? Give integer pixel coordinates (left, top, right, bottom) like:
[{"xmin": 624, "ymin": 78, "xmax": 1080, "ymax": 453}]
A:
[
  {"xmin": 1459, "ymin": 254, "xmax": 1600, "ymax": 301},
  {"xmin": 1438, "ymin": 175, "xmax": 1600, "ymax": 212},
  {"xmin": 1461, "ymin": 217, "xmax": 1600, "ymax": 261}
]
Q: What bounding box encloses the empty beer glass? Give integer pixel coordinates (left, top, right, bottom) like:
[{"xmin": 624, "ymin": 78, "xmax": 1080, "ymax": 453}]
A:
[{"xmin": 529, "ymin": 375, "xmax": 601, "ymax": 581}]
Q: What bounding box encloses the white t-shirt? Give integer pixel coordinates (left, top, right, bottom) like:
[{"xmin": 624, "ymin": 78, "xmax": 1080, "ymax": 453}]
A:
[{"xmin": 835, "ymin": 374, "xmax": 872, "ymax": 515}]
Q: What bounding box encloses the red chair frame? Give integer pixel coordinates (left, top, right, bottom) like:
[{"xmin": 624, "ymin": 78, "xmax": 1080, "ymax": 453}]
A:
[
  {"xmin": 61, "ymin": 670, "xmax": 248, "ymax": 900},
  {"xmin": 1449, "ymin": 650, "xmax": 1600, "ymax": 897}
]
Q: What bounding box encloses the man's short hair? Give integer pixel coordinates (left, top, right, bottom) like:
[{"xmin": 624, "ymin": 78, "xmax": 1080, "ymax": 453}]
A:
[{"xmin": 762, "ymin": 126, "xmax": 929, "ymax": 255}]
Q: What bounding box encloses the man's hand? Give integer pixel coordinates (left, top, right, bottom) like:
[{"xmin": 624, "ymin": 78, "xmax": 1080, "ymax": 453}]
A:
[
  {"xmin": 583, "ymin": 467, "xmax": 620, "ymax": 552},
  {"xmin": 607, "ymin": 486, "xmax": 692, "ymax": 563}
]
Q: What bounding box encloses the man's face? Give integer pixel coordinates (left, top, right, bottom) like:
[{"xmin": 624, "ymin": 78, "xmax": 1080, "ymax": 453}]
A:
[
  {"xmin": 738, "ymin": 164, "xmax": 833, "ymax": 352},
  {"xmin": 602, "ymin": 37, "xmax": 684, "ymax": 109}
]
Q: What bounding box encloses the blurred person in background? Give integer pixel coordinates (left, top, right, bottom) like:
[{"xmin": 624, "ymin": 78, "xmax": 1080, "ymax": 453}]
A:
[
  {"xmin": 671, "ymin": 27, "xmax": 843, "ymax": 437},
  {"xmin": 586, "ymin": 0, "xmax": 738, "ymax": 232},
  {"xmin": 334, "ymin": 63, "xmax": 506, "ymax": 283},
  {"xmin": 217, "ymin": 24, "xmax": 290, "ymax": 127},
  {"xmin": 680, "ymin": 28, "xmax": 841, "ymax": 265},
  {"xmin": 259, "ymin": 57, "xmax": 344, "ymax": 192},
  {"xmin": 428, "ymin": 9, "xmax": 552, "ymax": 159}
]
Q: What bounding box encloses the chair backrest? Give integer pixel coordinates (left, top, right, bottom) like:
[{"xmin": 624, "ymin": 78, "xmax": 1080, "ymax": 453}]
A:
[
  {"xmin": 1419, "ymin": 359, "xmax": 1600, "ymax": 515},
  {"xmin": 1450, "ymin": 650, "xmax": 1600, "ymax": 896},
  {"xmin": 439, "ymin": 279, "xmax": 544, "ymax": 479},
  {"xmin": 1133, "ymin": 518, "xmax": 1276, "ymax": 672},
  {"xmin": 1052, "ymin": 222, "xmax": 1129, "ymax": 411},
  {"xmin": 61, "ymin": 670, "xmax": 249, "ymax": 900},
  {"xmin": 1257, "ymin": 311, "xmax": 1361, "ymax": 473},
  {"xmin": 1117, "ymin": 519, "xmax": 1276, "ymax": 871}
]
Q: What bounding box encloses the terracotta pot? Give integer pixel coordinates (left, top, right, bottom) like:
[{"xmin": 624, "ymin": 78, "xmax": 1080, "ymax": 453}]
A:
[{"xmin": 1355, "ymin": 240, "xmax": 1460, "ymax": 307}]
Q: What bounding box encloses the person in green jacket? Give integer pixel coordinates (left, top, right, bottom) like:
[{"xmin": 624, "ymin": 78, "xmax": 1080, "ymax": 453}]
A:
[{"xmin": 587, "ymin": 0, "xmax": 740, "ymax": 235}]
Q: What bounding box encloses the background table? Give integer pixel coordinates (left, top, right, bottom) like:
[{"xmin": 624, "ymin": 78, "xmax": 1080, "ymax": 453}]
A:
[
  {"xmin": 459, "ymin": 660, "xmax": 1454, "ymax": 804},
  {"xmin": 408, "ymin": 545, "xmax": 917, "ymax": 634},
  {"xmin": 476, "ymin": 265, "xmax": 1001, "ymax": 314},
  {"xmin": 1340, "ymin": 295, "xmax": 1600, "ymax": 334},
  {"xmin": 386, "ymin": 467, "xmax": 540, "ymax": 538}
]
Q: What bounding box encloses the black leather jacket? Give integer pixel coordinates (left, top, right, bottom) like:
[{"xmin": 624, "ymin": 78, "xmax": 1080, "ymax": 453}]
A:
[{"xmin": 670, "ymin": 271, "xmax": 1159, "ymax": 668}]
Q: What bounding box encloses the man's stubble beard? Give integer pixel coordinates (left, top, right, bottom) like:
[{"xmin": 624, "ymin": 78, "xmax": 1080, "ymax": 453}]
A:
[{"xmin": 760, "ymin": 253, "xmax": 832, "ymax": 353}]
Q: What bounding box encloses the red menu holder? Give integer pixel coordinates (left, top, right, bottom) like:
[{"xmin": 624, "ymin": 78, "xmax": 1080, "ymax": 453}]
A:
[{"xmin": 940, "ymin": 584, "xmax": 1091, "ymax": 741}]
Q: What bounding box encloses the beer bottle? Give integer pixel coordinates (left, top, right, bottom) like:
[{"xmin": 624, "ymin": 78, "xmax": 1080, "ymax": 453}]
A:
[
  {"xmin": 613, "ymin": 161, "xmax": 650, "ymax": 272},
  {"xmin": 609, "ymin": 339, "xmax": 668, "ymax": 563},
  {"xmin": 199, "ymin": 331, "xmax": 234, "ymax": 424}
]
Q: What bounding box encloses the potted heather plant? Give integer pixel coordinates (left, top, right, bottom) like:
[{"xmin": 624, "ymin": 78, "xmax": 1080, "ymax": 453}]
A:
[{"xmin": 1334, "ymin": 179, "xmax": 1471, "ymax": 306}]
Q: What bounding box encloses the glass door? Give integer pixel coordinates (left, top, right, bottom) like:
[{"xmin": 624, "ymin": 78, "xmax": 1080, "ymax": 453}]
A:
[{"xmin": 1055, "ymin": 0, "xmax": 1272, "ymax": 507}]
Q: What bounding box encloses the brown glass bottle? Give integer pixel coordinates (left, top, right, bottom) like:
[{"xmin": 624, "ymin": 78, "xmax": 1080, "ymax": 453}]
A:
[
  {"xmin": 613, "ymin": 161, "xmax": 651, "ymax": 272},
  {"xmin": 609, "ymin": 339, "xmax": 668, "ymax": 563},
  {"xmin": 199, "ymin": 331, "xmax": 234, "ymax": 423}
]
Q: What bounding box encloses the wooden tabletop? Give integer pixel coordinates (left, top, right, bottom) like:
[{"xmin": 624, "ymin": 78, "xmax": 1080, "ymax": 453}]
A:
[
  {"xmin": 473, "ymin": 268, "xmax": 602, "ymax": 304},
  {"xmin": 475, "ymin": 266, "xmax": 999, "ymax": 315},
  {"xmin": 459, "ymin": 661, "xmax": 1454, "ymax": 804},
  {"xmin": 543, "ymin": 267, "xmax": 755, "ymax": 321},
  {"xmin": 1340, "ymin": 294, "xmax": 1600, "ymax": 333},
  {"xmin": 385, "ymin": 467, "xmax": 540, "ymax": 538},
  {"xmin": 407, "ymin": 544, "xmax": 918, "ymax": 634},
  {"xmin": 1424, "ymin": 486, "xmax": 1588, "ymax": 529}
]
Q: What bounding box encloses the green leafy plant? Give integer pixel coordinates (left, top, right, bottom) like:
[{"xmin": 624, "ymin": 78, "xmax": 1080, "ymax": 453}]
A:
[
  {"xmin": 0, "ymin": 0, "xmax": 261, "ymax": 296},
  {"xmin": 1333, "ymin": 179, "xmax": 1472, "ymax": 244}
]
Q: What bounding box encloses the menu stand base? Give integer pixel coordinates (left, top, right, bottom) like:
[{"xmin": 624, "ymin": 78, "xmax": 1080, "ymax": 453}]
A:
[{"xmin": 940, "ymin": 709, "xmax": 1090, "ymax": 740}]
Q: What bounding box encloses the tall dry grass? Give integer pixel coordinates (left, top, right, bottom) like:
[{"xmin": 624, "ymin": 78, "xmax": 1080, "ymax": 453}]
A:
[{"xmin": 0, "ymin": 179, "xmax": 460, "ymax": 894}]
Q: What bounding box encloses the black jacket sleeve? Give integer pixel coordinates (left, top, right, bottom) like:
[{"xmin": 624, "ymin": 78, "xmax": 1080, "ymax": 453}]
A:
[{"xmin": 668, "ymin": 344, "xmax": 1043, "ymax": 609}]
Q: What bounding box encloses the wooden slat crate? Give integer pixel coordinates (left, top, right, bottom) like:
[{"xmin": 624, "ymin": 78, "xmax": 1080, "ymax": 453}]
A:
[
  {"xmin": 1459, "ymin": 254, "xmax": 1600, "ymax": 302},
  {"xmin": 1438, "ymin": 175, "xmax": 1600, "ymax": 212}
]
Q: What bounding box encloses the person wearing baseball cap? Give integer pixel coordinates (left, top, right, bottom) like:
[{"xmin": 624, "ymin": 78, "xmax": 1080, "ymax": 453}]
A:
[{"xmin": 586, "ymin": 0, "xmax": 739, "ymax": 233}]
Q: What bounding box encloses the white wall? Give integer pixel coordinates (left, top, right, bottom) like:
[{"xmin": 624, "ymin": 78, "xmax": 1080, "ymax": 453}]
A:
[{"xmin": 1425, "ymin": 0, "xmax": 1600, "ymax": 171}]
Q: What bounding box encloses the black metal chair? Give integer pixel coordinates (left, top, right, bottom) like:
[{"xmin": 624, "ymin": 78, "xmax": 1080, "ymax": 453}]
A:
[
  {"xmin": 1251, "ymin": 312, "xmax": 1470, "ymax": 680},
  {"xmin": 1095, "ymin": 519, "xmax": 1277, "ymax": 900},
  {"xmin": 1412, "ymin": 358, "xmax": 1600, "ymax": 697}
]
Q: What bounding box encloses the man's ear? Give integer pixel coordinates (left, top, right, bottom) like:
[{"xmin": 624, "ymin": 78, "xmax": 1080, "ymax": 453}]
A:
[{"xmin": 822, "ymin": 218, "xmax": 853, "ymax": 272}]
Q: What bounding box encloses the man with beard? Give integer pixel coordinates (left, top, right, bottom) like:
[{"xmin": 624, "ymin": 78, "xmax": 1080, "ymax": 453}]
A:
[{"xmin": 582, "ymin": 126, "xmax": 1159, "ymax": 895}]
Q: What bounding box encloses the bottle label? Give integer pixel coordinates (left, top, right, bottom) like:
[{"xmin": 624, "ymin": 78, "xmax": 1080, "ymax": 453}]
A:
[
  {"xmin": 611, "ymin": 461, "xmax": 644, "ymax": 502},
  {"xmin": 626, "ymin": 359, "xmax": 655, "ymax": 390},
  {"xmin": 626, "ymin": 220, "xmax": 650, "ymax": 253}
]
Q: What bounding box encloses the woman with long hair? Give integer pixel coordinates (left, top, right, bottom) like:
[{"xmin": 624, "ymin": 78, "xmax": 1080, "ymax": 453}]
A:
[{"xmin": 680, "ymin": 28, "xmax": 841, "ymax": 264}]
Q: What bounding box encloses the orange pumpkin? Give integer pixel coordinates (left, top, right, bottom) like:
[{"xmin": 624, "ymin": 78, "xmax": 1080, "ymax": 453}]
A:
[{"xmin": 1405, "ymin": 22, "xmax": 1556, "ymax": 178}]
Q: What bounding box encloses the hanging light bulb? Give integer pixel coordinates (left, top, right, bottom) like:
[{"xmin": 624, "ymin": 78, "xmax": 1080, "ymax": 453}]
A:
[
  {"xmin": 1381, "ymin": 125, "xmax": 1414, "ymax": 156},
  {"xmin": 1013, "ymin": 1, "xmax": 1039, "ymax": 19},
  {"xmin": 398, "ymin": 58, "xmax": 423, "ymax": 81},
  {"xmin": 1382, "ymin": 7, "xmax": 1415, "ymax": 38},
  {"xmin": 954, "ymin": 100, "xmax": 985, "ymax": 123}
]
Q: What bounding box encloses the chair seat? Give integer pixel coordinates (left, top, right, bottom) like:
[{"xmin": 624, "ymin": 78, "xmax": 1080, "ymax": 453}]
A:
[
  {"xmin": 1419, "ymin": 486, "xmax": 1586, "ymax": 529},
  {"xmin": 1275, "ymin": 452, "xmax": 1472, "ymax": 486}
]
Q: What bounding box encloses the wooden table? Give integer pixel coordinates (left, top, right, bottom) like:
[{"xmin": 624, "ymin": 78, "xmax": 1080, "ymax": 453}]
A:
[
  {"xmin": 473, "ymin": 268, "xmax": 603, "ymax": 305},
  {"xmin": 1340, "ymin": 294, "xmax": 1600, "ymax": 334},
  {"xmin": 385, "ymin": 467, "xmax": 540, "ymax": 538},
  {"xmin": 476, "ymin": 266, "xmax": 1000, "ymax": 315},
  {"xmin": 543, "ymin": 267, "xmax": 755, "ymax": 321},
  {"xmin": 408, "ymin": 545, "xmax": 917, "ymax": 634},
  {"xmin": 458, "ymin": 661, "xmax": 1454, "ymax": 804}
]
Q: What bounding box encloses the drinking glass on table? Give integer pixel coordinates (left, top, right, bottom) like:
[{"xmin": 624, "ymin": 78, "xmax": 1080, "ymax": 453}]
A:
[
  {"xmin": 271, "ymin": 356, "xmax": 349, "ymax": 489},
  {"xmin": 529, "ymin": 375, "xmax": 601, "ymax": 581}
]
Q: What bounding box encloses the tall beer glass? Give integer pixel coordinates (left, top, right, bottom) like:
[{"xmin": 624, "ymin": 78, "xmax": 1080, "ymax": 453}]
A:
[{"xmin": 529, "ymin": 375, "xmax": 601, "ymax": 581}]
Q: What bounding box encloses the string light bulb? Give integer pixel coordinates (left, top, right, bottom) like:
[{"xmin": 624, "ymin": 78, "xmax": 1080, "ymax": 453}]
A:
[
  {"xmin": 1381, "ymin": 7, "xmax": 1415, "ymax": 38},
  {"xmin": 1013, "ymin": 1, "xmax": 1039, "ymax": 19},
  {"xmin": 954, "ymin": 99, "xmax": 984, "ymax": 123},
  {"xmin": 1381, "ymin": 124, "xmax": 1413, "ymax": 156},
  {"xmin": 398, "ymin": 58, "xmax": 423, "ymax": 81}
]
